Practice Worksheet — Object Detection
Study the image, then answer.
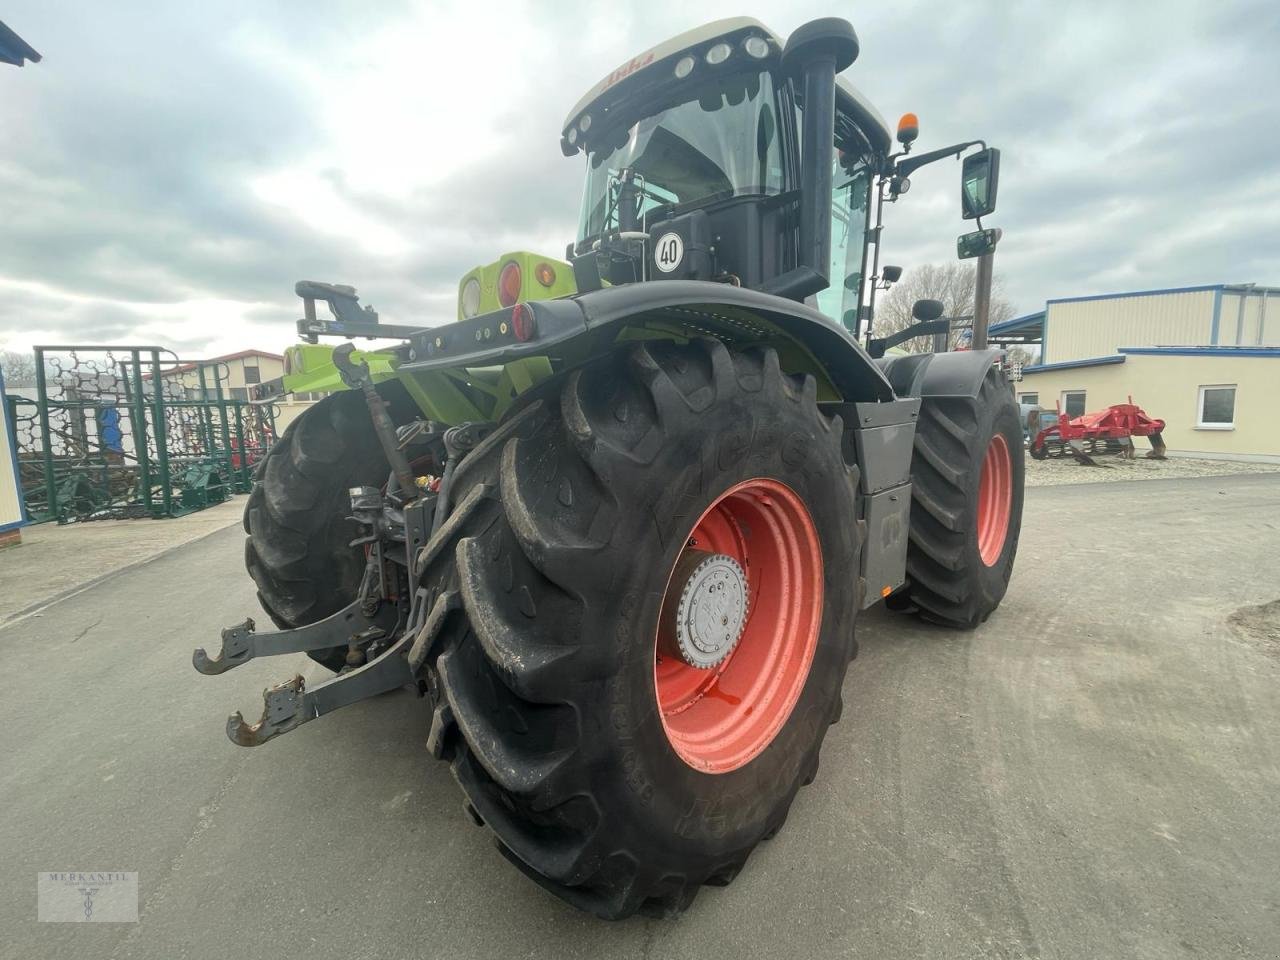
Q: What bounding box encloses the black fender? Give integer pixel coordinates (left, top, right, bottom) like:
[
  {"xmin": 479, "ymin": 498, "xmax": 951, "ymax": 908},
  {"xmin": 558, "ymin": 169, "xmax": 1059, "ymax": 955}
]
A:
[
  {"xmin": 399, "ymin": 280, "xmax": 895, "ymax": 403},
  {"xmin": 873, "ymin": 348, "xmax": 1004, "ymax": 401}
]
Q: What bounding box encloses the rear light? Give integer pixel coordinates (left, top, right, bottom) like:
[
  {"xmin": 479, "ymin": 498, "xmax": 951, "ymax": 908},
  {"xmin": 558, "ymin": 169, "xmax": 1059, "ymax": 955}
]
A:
[
  {"xmin": 534, "ymin": 262, "xmax": 556, "ymax": 287},
  {"xmin": 511, "ymin": 303, "xmax": 536, "ymax": 342},
  {"xmin": 497, "ymin": 261, "xmax": 522, "ymax": 307},
  {"xmin": 460, "ymin": 277, "xmax": 481, "ymax": 317}
]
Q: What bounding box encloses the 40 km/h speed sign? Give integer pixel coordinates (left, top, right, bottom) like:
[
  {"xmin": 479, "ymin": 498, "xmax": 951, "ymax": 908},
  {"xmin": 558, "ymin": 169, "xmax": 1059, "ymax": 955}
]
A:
[{"xmin": 654, "ymin": 232, "xmax": 684, "ymax": 273}]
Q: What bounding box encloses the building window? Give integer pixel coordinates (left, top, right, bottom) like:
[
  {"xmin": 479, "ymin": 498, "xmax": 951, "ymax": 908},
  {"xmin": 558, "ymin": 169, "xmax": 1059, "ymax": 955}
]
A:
[
  {"xmin": 1019, "ymin": 392, "xmax": 1039, "ymax": 406},
  {"xmin": 243, "ymin": 365, "xmax": 261, "ymax": 385},
  {"xmin": 1197, "ymin": 384, "xmax": 1236, "ymax": 430},
  {"xmin": 230, "ymin": 387, "xmax": 249, "ymax": 402},
  {"xmin": 1061, "ymin": 391, "xmax": 1086, "ymax": 417}
]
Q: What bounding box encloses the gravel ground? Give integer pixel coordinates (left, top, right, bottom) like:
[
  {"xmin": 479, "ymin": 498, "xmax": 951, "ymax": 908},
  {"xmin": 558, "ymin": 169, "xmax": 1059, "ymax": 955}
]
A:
[{"xmin": 1024, "ymin": 450, "xmax": 1280, "ymax": 487}]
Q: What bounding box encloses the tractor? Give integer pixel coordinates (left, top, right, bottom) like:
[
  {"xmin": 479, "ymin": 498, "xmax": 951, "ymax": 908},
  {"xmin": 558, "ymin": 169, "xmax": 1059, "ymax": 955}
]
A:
[{"xmin": 196, "ymin": 17, "xmax": 1025, "ymax": 919}]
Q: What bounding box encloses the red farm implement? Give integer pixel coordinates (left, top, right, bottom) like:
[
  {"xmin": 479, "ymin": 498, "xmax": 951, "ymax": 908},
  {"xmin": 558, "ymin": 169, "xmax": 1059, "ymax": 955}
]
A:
[{"xmin": 1029, "ymin": 398, "xmax": 1166, "ymax": 465}]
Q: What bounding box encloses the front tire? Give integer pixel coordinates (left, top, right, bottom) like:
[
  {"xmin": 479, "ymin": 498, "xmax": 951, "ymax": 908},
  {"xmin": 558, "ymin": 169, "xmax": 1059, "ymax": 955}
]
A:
[
  {"xmin": 418, "ymin": 340, "xmax": 862, "ymax": 918},
  {"xmin": 900, "ymin": 366, "xmax": 1024, "ymax": 628}
]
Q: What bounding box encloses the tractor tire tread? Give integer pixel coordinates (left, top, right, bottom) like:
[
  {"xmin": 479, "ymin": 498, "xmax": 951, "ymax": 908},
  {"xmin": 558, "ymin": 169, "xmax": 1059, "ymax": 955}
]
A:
[
  {"xmin": 902, "ymin": 367, "xmax": 1024, "ymax": 629},
  {"xmin": 417, "ymin": 340, "xmax": 859, "ymax": 919}
]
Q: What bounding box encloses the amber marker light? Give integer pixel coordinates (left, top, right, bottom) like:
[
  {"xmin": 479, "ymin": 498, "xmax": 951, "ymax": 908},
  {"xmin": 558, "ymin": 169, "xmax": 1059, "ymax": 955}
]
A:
[{"xmin": 896, "ymin": 112, "xmax": 919, "ymax": 147}]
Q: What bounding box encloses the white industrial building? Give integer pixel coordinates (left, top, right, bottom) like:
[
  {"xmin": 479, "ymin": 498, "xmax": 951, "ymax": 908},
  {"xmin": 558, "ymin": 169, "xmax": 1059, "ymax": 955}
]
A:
[{"xmin": 991, "ymin": 283, "xmax": 1280, "ymax": 461}]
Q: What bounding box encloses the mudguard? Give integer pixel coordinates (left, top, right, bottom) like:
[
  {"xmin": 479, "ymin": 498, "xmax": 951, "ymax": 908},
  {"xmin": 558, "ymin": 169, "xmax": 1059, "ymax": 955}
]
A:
[
  {"xmin": 873, "ymin": 348, "xmax": 1004, "ymax": 401},
  {"xmin": 397, "ymin": 280, "xmax": 896, "ymax": 405}
]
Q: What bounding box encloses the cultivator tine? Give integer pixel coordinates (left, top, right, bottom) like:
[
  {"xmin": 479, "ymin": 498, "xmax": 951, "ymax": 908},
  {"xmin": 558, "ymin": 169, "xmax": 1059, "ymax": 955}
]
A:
[
  {"xmin": 1068, "ymin": 440, "xmax": 1099, "ymax": 467},
  {"xmin": 225, "ymin": 630, "xmax": 416, "ymax": 747},
  {"xmin": 1147, "ymin": 430, "xmax": 1167, "ymax": 460},
  {"xmin": 192, "ymin": 601, "xmax": 398, "ymax": 675}
]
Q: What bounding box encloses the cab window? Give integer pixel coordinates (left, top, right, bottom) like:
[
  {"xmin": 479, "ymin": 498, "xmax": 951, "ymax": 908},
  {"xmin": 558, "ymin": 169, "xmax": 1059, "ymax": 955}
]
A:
[{"xmin": 815, "ymin": 151, "xmax": 871, "ymax": 328}]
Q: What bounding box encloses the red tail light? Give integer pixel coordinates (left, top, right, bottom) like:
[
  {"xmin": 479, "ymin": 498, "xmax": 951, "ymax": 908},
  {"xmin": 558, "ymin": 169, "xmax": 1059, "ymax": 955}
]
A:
[
  {"xmin": 497, "ymin": 261, "xmax": 522, "ymax": 307},
  {"xmin": 511, "ymin": 303, "xmax": 537, "ymax": 342}
]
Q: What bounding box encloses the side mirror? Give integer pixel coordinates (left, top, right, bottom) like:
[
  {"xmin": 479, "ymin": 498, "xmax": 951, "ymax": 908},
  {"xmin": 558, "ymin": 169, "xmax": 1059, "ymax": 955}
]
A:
[
  {"xmin": 961, "ymin": 147, "xmax": 1000, "ymax": 219},
  {"xmin": 912, "ymin": 299, "xmax": 944, "ymax": 322},
  {"xmin": 957, "ymin": 227, "xmax": 1002, "ymax": 260}
]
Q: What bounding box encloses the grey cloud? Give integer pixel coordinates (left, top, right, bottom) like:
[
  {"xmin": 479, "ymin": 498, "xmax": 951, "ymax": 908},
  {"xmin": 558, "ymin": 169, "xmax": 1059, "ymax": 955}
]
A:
[{"xmin": 1, "ymin": 0, "xmax": 1278, "ymax": 353}]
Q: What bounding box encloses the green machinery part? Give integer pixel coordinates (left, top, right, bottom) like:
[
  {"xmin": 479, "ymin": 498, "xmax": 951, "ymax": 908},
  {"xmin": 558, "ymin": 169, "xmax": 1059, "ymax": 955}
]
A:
[{"xmin": 179, "ymin": 462, "xmax": 228, "ymax": 511}]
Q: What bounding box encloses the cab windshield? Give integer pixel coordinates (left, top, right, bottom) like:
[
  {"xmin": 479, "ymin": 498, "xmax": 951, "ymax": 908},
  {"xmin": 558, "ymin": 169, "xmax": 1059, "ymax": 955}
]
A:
[{"xmin": 578, "ymin": 71, "xmax": 784, "ymax": 241}]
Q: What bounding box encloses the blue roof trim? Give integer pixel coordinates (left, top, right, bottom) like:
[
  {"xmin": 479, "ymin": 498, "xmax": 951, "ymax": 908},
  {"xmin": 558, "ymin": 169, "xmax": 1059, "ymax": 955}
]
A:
[
  {"xmin": 1020, "ymin": 355, "xmax": 1126, "ymax": 374},
  {"xmin": 1118, "ymin": 347, "xmax": 1280, "ymax": 358},
  {"xmin": 989, "ymin": 310, "xmax": 1046, "ymax": 335},
  {"xmin": 1046, "ymin": 284, "xmax": 1225, "ymax": 306}
]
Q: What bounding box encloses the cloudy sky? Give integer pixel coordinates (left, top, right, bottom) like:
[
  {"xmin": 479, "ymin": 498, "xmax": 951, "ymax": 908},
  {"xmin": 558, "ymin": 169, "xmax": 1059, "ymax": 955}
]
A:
[{"xmin": 2, "ymin": 1, "xmax": 1277, "ymax": 358}]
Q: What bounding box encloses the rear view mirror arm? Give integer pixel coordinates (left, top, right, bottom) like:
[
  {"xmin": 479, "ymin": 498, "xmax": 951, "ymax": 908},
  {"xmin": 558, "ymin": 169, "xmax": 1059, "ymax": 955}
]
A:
[{"xmin": 893, "ymin": 139, "xmax": 986, "ymax": 179}]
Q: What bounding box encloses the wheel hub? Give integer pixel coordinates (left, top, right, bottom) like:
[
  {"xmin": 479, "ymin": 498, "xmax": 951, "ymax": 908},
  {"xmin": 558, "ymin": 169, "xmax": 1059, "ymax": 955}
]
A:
[{"xmin": 658, "ymin": 550, "xmax": 749, "ymax": 669}]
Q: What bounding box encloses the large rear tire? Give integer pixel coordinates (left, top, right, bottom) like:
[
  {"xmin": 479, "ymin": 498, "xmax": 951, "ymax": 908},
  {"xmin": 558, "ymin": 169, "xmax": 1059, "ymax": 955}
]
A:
[
  {"xmin": 243, "ymin": 386, "xmax": 414, "ymax": 670},
  {"xmin": 416, "ymin": 340, "xmax": 861, "ymax": 918},
  {"xmin": 900, "ymin": 366, "xmax": 1024, "ymax": 628}
]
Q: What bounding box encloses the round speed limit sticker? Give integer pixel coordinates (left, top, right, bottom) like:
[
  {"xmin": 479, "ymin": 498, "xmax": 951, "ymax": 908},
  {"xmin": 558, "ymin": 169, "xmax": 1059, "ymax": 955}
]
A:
[{"xmin": 654, "ymin": 232, "xmax": 684, "ymax": 273}]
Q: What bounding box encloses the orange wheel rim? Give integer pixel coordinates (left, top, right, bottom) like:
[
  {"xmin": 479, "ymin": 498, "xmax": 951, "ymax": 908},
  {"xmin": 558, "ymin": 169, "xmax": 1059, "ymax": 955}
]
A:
[
  {"xmin": 977, "ymin": 434, "xmax": 1012, "ymax": 566},
  {"xmin": 654, "ymin": 478, "xmax": 823, "ymax": 774}
]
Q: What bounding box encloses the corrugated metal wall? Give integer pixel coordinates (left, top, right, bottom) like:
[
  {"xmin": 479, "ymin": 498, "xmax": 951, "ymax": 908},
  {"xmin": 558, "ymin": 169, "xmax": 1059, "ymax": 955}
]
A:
[
  {"xmin": 1045, "ymin": 290, "xmax": 1215, "ymax": 363},
  {"xmin": 1218, "ymin": 290, "xmax": 1280, "ymax": 347}
]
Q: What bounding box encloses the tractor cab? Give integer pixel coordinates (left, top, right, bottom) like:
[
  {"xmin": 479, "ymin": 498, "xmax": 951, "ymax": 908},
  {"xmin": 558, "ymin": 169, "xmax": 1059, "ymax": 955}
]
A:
[
  {"xmin": 455, "ymin": 18, "xmax": 1000, "ymax": 350},
  {"xmin": 561, "ymin": 17, "xmax": 883, "ymax": 327}
]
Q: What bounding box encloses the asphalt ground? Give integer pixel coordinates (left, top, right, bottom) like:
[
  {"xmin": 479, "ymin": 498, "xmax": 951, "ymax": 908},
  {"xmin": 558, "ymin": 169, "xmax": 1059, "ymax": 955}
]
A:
[{"xmin": 2, "ymin": 474, "xmax": 1277, "ymax": 959}]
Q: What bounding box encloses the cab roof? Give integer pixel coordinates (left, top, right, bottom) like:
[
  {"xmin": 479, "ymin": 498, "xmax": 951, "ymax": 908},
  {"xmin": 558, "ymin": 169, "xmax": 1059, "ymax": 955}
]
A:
[{"xmin": 562, "ymin": 17, "xmax": 891, "ymax": 157}]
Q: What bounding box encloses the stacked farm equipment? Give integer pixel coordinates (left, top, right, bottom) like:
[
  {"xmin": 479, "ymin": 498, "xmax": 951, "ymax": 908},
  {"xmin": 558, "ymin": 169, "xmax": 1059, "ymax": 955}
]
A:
[
  {"xmin": 195, "ymin": 17, "xmax": 1025, "ymax": 918},
  {"xmin": 5, "ymin": 346, "xmax": 276, "ymax": 522}
]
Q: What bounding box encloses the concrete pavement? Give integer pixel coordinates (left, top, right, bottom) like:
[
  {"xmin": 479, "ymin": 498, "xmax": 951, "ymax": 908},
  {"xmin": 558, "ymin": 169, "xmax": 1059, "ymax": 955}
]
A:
[
  {"xmin": 0, "ymin": 497, "xmax": 245, "ymax": 623},
  {"xmin": 1, "ymin": 475, "xmax": 1278, "ymax": 959}
]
